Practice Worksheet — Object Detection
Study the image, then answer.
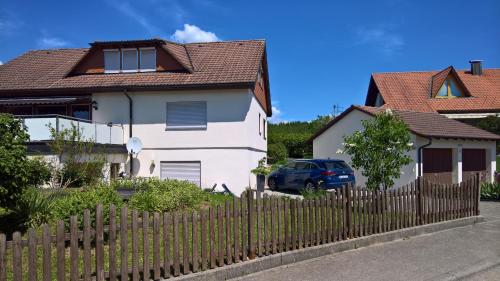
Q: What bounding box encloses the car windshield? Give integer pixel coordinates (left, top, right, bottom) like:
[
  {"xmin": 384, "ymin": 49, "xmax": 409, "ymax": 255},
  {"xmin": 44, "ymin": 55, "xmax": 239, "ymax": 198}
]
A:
[{"xmin": 321, "ymin": 161, "xmax": 349, "ymax": 170}]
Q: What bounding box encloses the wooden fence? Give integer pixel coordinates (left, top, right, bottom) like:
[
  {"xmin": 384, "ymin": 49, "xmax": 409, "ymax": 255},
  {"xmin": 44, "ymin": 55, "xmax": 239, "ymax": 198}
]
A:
[{"xmin": 0, "ymin": 175, "xmax": 481, "ymax": 281}]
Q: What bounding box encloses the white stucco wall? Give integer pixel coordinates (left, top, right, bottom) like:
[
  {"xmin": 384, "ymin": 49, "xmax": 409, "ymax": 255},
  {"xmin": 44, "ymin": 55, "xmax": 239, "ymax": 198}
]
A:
[
  {"xmin": 92, "ymin": 89, "xmax": 268, "ymax": 195},
  {"xmin": 313, "ymin": 109, "xmax": 497, "ymax": 188}
]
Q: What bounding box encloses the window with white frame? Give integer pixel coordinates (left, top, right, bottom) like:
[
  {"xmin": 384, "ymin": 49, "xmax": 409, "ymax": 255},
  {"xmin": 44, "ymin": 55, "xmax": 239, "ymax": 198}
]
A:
[
  {"xmin": 166, "ymin": 101, "xmax": 207, "ymax": 130},
  {"xmin": 140, "ymin": 47, "xmax": 156, "ymax": 71},
  {"xmin": 103, "ymin": 49, "xmax": 120, "ymax": 73},
  {"xmin": 121, "ymin": 48, "xmax": 138, "ymax": 72}
]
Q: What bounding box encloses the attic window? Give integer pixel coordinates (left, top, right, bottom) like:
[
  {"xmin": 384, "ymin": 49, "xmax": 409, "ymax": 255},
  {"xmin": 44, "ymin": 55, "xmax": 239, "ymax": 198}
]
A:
[
  {"xmin": 436, "ymin": 77, "xmax": 464, "ymax": 98},
  {"xmin": 103, "ymin": 48, "xmax": 156, "ymax": 73}
]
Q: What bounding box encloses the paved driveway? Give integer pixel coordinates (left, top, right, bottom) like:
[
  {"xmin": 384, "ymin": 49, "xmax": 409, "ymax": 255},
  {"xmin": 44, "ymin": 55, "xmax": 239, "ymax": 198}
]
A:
[{"xmin": 232, "ymin": 202, "xmax": 500, "ymax": 281}]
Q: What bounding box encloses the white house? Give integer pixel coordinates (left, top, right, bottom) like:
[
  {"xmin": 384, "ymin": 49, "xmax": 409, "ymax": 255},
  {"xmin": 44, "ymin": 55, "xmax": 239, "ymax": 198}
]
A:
[
  {"xmin": 0, "ymin": 38, "xmax": 272, "ymax": 195},
  {"xmin": 311, "ymin": 106, "xmax": 499, "ymax": 188}
]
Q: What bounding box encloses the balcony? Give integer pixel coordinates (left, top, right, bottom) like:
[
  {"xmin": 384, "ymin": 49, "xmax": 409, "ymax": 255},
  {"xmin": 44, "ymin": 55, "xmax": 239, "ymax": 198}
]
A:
[{"xmin": 18, "ymin": 115, "xmax": 124, "ymax": 145}]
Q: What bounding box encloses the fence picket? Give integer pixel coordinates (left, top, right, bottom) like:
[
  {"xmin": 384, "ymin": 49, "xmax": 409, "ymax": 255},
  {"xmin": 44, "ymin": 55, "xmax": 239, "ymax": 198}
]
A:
[
  {"xmin": 271, "ymin": 197, "xmax": 277, "ymax": 254},
  {"xmin": 192, "ymin": 211, "xmax": 199, "ymax": 273},
  {"xmin": 263, "ymin": 194, "xmax": 269, "ymax": 255},
  {"xmin": 256, "ymin": 192, "xmax": 262, "ymax": 257},
  {"xmin": 284, "ymin": 198, "xmax": 290, "ymax": 251},
  {"xmin": 332, "ymin": 191, "xmax": 337, "ymax": 241},
  {"xmin": 120, "ymin": 207, "xmax": 128, "ymax": 281},
  {"xmin": 225, "ymin": 200, "xmax": 232, "ymax": 264},
  {"xmin": 315, "ymin": 198, "xmax": 321, "ymax": 244},
  {"xmin": 28, "ymin": 228, "xmax": 38, "ymax": 281},
  {"xmin": 233, "ymin": 197, "xmax": 240, "ymax": 263},
  {"xmin": 12, "ymin": 231, "xmax": 22, "ymax": 281},
  {"xmin": 83, "ymin": 210, "xmax": 91, "ymax": 281},
  {"xmin": 291, "ymin": 199, "xmax": 297, "ymax": 250},
  {"xmin": 42, "ymin": 224, "xmax": 52, "ymax": 281},
  {"xmin": 109, "ymin": 205, "xmax": 117, "ymax": 281},
  {"xmin": 56, "ymin": 220, "xmax": 65, "ymax": 281},
  {"xmin": 95, "ymin": 205, "xmax": 104, "ymax": 281},
  {"xmin": 209, "ymin": 207, "xmax": 216, "ymax": 268},
  {"xmin": 172, "ymin": 213, "xmax": 180, "ymax": 276},
  {"xmin": 0, "ymin": 234, "xmax": 5, "ymax": 281},
  {"xmin": 131, "ymin": 210, "xmax": 140, "ymax": 281},
  {"xmin": 297, "ymin": 199, "xmax": 303, "ymax": 248},
  {"xmin": 200, "ymin": 210, "xmax": 207, "ymax": 271},
  {"xmin": 240, "ymin": 194, "xmax": 247, "ymax": 261},
  {"xmin": 143, "ymin": 211, "xmax": 151, "ymax": 280},
  {"xmin": 70, "ymin": 216, "xmax": 79, "ymax": 281},
  {"xmin": 217, "ymin": 205, "xmax": 224, "ymax": 267},
  {"xmin": 153, "ymin": 212, "xmax": 161, "ymax": 279},
  {"xmin": 326, "ymin": 194, "xmax": 331, "ymax": 242},
  {"xmin": 183, "ymin": 212, "xmax": 190, "ymax": 274},
  {"xmin": 277, "ymin": 197, "xmax": 283, "ymax": 252},
  {"xmin": 342, "ymin": 187, "xmax": 348, "ymax": 239},
  {"xmin": 163, "ymin": 213, "xmax": 173, "ymax": 278},
  {"xmin": 248, "ymin": 191, "xmax": 255, "ymax": 259}
]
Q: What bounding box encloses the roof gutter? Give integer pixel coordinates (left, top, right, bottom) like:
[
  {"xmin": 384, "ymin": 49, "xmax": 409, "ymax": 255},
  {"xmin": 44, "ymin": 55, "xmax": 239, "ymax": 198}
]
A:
[
  {"xmin": 417, "ymin": 136, "xmax": 432, "ymax": 177},
  {"xmin": 123, "ymin": 90, "xmax": 133, "ymax": 177}
]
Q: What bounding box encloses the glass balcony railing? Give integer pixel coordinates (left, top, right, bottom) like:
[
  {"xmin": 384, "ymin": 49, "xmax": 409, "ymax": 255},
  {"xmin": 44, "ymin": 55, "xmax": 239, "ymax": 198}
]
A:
[{"xmin": 17, "ymin": 115, "xmax": 124, "ymax": 145}]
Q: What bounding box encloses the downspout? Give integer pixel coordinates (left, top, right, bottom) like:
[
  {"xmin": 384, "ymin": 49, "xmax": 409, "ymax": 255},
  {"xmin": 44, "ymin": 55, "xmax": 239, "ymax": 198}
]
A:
[
  {"xmin": 123, "ymin": 90, "xmax": 133, "ymax": 177},
  {"xmin": 417, "ymin": 137, "xmax": 432, "ymax": 177}
]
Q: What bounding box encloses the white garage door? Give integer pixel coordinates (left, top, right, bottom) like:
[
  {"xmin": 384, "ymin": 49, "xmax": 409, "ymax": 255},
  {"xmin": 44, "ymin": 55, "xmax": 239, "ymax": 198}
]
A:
[{"xmin": 160, "ymin": 161, "xmax": 201, "ymax": 187}]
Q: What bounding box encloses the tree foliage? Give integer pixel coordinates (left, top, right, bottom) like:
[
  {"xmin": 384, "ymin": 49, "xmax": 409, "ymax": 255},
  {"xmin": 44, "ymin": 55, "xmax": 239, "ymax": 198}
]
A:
[
  {"xmin": 342, "ymin": 110, "xmax": 413, "ymax": 190},
  {"xmin": 268, "ymin": 115, "xmax": 332, "ymax": 159},
  {"xmin": 267, "ymin": 142, "xmax": 288, "ymax": 164},
  {"xmin": 476, "ymin": 116, "xmax": 500, "ymax": 151}
]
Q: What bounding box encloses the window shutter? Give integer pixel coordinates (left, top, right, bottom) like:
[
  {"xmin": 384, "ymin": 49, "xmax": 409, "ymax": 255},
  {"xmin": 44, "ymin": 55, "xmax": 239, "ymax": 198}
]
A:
[
  {"xmin": 160, "ymin": 161, "xmax": 201, "ymax": 187},
  {"xmin": 166, "ymin": 101, "xmax": 207, "ymax": 130},
  {"xmin": 122, "ymin": 49, "xmax": 138, "ymax": 72},
  {"xmin": 104, "ymin": 50, "xmax": 120, "ymax": 73},
  {"xmin": 140, "ymin": 48, "xmax": 156, "ymax": 71}
]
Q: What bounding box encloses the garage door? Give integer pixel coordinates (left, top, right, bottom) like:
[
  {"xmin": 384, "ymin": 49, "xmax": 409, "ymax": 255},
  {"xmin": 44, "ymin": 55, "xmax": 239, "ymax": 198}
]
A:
[
  {"xmin": 160, "ymin": 161, "xmax": 201, "ymax": 187},
  {"xmin": 423, "ymin": 148, "xmax": 453, "ymax": 184},
  {"xmin": 462, "ymin": 149, "xmax": 486, "ymax": 181}
]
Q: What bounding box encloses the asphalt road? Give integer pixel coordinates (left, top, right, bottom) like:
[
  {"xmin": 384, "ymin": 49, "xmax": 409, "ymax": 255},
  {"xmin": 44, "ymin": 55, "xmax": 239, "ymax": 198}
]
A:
[{"xmin": 232, "ymin": 202, "xmax": 500, "ymax": 281}]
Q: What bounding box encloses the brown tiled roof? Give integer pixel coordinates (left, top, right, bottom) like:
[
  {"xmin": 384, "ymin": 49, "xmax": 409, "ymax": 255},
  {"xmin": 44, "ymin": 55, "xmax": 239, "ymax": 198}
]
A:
[
  {"xmin": 309, "ymin": 105, "xmax": 500, "ymax": 142},
  {"xmin": 366, "ymin": 67, "xmax": 500, "ymax": 113},
  {"xmin": 0, "ymin": 39, "xmax": 271, "ymax": 114}
]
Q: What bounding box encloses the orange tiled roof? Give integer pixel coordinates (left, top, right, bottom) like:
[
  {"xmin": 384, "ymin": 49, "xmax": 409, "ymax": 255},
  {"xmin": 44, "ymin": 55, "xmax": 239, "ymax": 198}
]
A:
[{"xmin": 366, "ymin": 67, "xmax": 500, "ymax": 113}]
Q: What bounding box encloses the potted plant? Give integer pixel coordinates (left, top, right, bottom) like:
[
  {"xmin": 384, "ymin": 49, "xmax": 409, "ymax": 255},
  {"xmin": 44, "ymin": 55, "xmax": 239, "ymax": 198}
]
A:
[{"xmin": 251, "ymin": 158, "xmax": 272, "ymax": 192}]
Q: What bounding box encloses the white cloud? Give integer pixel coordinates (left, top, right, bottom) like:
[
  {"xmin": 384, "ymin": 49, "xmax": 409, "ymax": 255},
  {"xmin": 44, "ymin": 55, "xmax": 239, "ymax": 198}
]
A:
[
  {"xmin": 37, "ymin": 37, "xmax": 69, "ymax": 49},
  {"xmin": 356, "ymin": 26, "xmax": 404, "ymax": 55},
  {"xmin": 170, "ymin": 24, "xmax": 219, "ymax": 43},
  {"xmin": 268, "ymin": 101, "xmax": 287, "ymax": 124}
]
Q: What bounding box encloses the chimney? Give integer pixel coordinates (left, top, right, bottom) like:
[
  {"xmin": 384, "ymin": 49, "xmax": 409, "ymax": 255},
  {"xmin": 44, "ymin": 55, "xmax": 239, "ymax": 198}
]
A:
[{"xmin": 469, "ymin": 60, "xmax": 483, "ymax": 75}]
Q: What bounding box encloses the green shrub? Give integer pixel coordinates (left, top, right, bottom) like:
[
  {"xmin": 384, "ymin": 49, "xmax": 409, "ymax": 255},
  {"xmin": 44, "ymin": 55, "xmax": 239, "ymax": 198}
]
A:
[
  {"xmin": 25, "ymin": 157, "xmax": 52, "ymax": 187},
  {"xmin": 300, "ymin": 187, "xmax": 328, "ymax": 199},
  {"xmin": 267, "ymin": 143, "xmax": 288, "ymax": 164},
  {"xmin": 61, "ymin": 160, "xmax": 105, "ymax": 188},
  {"xmin": 128, "ymin": 178, "xmax": 208, "ymax": 212},
  {"xmin": 52, "ymin": 186, "xmax": 123, "ymax": 229},
  {"xmin": 480, "ymin": 182, "xmax": 500, "ymax": 200}
]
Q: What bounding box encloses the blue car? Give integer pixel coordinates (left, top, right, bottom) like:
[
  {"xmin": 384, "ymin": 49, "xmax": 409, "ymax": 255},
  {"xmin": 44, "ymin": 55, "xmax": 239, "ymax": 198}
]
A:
[{"xmin": 268, "ymin": 159, "xmax": 355, "ymax": 190}]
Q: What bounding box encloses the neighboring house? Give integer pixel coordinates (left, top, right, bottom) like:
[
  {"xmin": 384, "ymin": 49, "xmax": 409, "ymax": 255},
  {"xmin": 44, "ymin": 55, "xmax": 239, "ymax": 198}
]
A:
[
  {"xmin": 311, "ymin": 106, "xmax": 499, "ymax": 187},
  {"xmin": 364, "ymin": 61, "xmax": 500, "ymax": 124},
  {"xmin": 0, "ymin": 38, "xmax": 272, "ymax": 195}
]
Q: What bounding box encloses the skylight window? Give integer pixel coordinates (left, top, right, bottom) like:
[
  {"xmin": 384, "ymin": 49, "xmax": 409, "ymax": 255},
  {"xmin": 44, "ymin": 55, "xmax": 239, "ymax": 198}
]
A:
[{"xmin": 436, "ymin": 78, "xmax": 463, "ymax": 98}]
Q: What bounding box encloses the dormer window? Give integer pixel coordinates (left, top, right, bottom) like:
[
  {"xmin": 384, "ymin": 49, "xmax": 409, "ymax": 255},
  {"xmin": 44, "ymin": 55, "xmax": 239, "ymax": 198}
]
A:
[
  {"xmin": 103, "ymin": 47, "xmax": 156, "ymax": 73},
  {"xmin": 436, "ymin": 77, "xmax": 463, "ymax": 98},
  {"xmin": 103, "ymin": 49, "xmax": 120, "ymax": 73}
]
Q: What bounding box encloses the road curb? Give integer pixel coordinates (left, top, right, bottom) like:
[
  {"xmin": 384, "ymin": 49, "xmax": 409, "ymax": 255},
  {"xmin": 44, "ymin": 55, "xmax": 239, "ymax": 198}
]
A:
[{"xmin": 168, "ymin": 216, "xmax": 485, "ymax": 281}]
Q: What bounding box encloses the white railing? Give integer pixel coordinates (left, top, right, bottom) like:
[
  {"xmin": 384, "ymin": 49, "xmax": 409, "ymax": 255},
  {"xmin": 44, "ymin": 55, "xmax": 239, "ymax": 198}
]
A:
[{"xmin": 18, "ymin": 115, "xmax": 124, "ymax": 145}]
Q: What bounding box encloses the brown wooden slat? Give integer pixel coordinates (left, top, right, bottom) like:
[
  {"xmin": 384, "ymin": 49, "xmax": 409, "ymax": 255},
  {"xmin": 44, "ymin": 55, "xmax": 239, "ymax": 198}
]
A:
[
  {"xmin": 28, "ymin": 228, "xmax": 38, "ymax": 281},
  {"xmin": 342, "ymin": 187, "xmax": 348, "ymax": 239},
  {"xmin": 271, "ymin": 197, "xmax": 277, "ymax": 254},
  {"xmin": 303, "ymin": 199, "xmax": 309, "ymax": 247},
  {"xmin": 338, "ymin": 190, "xmax": 344, "ymax": 240},
  {"xmin": 217, "ymin": 205, "xmax": 224, "ymax": 267},
  {"xmin": 56, "ymin": 220, "xmax": 65, "ymax": 281},
  {"xmin": 404, "ymin": 185, "xmax": 409, "ymax": 228},
  {"xmin": 322, "ymin": 196, "xmax": 327, "ymax": 243},
  {"xmin": 83, "ymin": 210, "xmax": 92, "ymax": 281},
  {"xmin": 256, "ymin": 192, "xmax": 262, "ymax": 257},
  {"xmin": 143, "ymin": 211, "xmax": 150, "ymax": 280},
  {"xmin": 172, "ymin": 212, "xmax": 180, "ymax": 276},
  {"xmin": 153, "ymin": 212, "xmax": 161, "ymax": 279},
  {"xmin": 192, "ymin": 211, "xmax": 199, "ymax": 273},
  {"xmin": 284, "ymin": 198, "xmax": 290, "ymax": 251},
  {"xmin": 43, "ymin": 224, "xmax": 52, "ymax": 281},
  {"xmin": 182, "ymin": 212, "xmax": 190, "ymax": 274},
  {"xmin": 70, "ymin": 216, "xmax": 79, "ymax": 281},
  {"xmin": 109, "ymin": 205, "xmax": 117, "ymax": 281},
  {"xmin": 12, "ymin": 231, "xmax": 22, "ymax": 281},
  {"xmin": 0, "ymin": 233, "xmax": 6, "ymax": 281},
  {"xmin": 382, "ymin": 188, "xmax": 387, "ymax": 233},
  {"xmin": 325, "ymin": 194, "xmax": 331, "ymax": 242},
  {"xmin": 233, "ymin": 197, "xmax": 240, "ymax": 263},
  {"xmin": 358, "ymin": 188, "xmax": 363, "ymax": 236},
  {"xmin": 225, "ymin": 200, "xmax": 232, "ymax": 264},
  {"xmin": 200, "ymin": 210, "xmax": 207, "ymax": 270},
  {"xmin": 361, "ymin": 189, "xmax": 366, "ymax": 236},
  {"xmin": 263, "ymin": 194, "xmax": 269, "ymax": 255},
  {"xmin": 163, "ymin": 213, "xmax": 171, "ymax": 278},
  {"xmin": 131, "ymin": 210, "xmax": 140, "ymax": 281},
  {"xmin": 346, "ymin": 184, "xmax": 353, "ymax": 239},
  {"xmin": 297, "ymin": 199, "xmax": 303, "ymax": 248},
  {"xmin": 95, "ymin": 205, "xmax": 104, "ymax": 281},
  {"xmin": 240, "ymin": 194, "xmax": 247, "ymax": 261},
  {"xmin": 120, "ymin": 207, "xmax": 129, "ymax": 281},
  {"xmin": 209, "ymin": 207, "xmax": 217, "ymax": 268},
  {"xmin": 248, "ymin": 191, "xmax": 256, "ymax": 260},
  {"xmin": 315, "ymin": 198, "xmax": 321, "ymax": 245},
  {"xmin": 332, "ymin": 191, "xmax": 337, "ymax": 241},
  {"xmin": 291, "ymin": 199, "xmax": 297, "ymax": 250},
  {"xmin": 277, "ymin": 197, "xmax": 283, "ymax": 252}
]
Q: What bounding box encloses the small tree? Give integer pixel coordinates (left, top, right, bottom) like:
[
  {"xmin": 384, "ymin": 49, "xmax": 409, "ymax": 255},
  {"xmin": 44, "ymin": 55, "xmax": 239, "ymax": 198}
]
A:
[
  {"xmin": 342, "ymin": 109, "xmax": 413, "ymax": 190},
  {"xmin": 48, "ymin": 123, "xmax": 105, "ymax": 188},
  {"xmin": 267, "ymin": 143, "xmax": 288, "ymax": 164}
]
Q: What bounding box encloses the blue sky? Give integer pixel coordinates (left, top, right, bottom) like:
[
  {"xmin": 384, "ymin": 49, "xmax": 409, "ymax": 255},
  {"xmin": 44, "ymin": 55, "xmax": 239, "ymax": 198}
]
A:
[{"xmin": 1, "ymin": 0, "xmax": 499, "ymax": 122}]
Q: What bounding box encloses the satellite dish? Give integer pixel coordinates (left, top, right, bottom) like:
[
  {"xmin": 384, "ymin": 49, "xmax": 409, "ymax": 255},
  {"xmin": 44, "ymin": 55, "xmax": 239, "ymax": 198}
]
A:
[{"xmin": 126, "ymin": 137, "xmax": 143, "ymax": 155}]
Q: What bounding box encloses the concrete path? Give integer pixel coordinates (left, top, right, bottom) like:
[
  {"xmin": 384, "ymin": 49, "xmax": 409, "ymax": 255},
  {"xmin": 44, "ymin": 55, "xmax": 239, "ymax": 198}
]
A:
[{"xmin": 232, "ymin": 202, "xmax": 500, "ymax": 281}]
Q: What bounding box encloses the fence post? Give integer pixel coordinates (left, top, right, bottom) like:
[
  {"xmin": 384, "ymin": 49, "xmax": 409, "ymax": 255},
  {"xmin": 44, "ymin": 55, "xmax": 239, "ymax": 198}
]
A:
[
  {"xmin": 416, "ymin": 177, "xmax": 423, "ymax": 226},
  {"xmin": 475, "ymin": 173, "xmax": 481, "ymax": 215}
]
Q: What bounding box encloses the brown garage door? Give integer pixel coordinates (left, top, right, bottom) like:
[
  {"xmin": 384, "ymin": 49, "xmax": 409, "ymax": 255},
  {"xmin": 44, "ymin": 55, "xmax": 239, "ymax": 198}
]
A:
[
  {"xmin": 462, "ymin": 149, "xmax": 486, "ymax": 181},
  {"xmin": 423, "ymin": 148, "xmax": 453, "ymax": 184}
]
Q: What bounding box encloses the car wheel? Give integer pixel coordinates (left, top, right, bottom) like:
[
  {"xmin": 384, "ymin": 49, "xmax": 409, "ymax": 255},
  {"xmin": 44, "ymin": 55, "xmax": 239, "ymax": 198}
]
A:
[
  {"xmin": 304, "ymin": 180, "xmax": 316, "ymax": 190},
  {"xmin": 268, "ymin": 177, "xmax": 277, "ymax": 190}
]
